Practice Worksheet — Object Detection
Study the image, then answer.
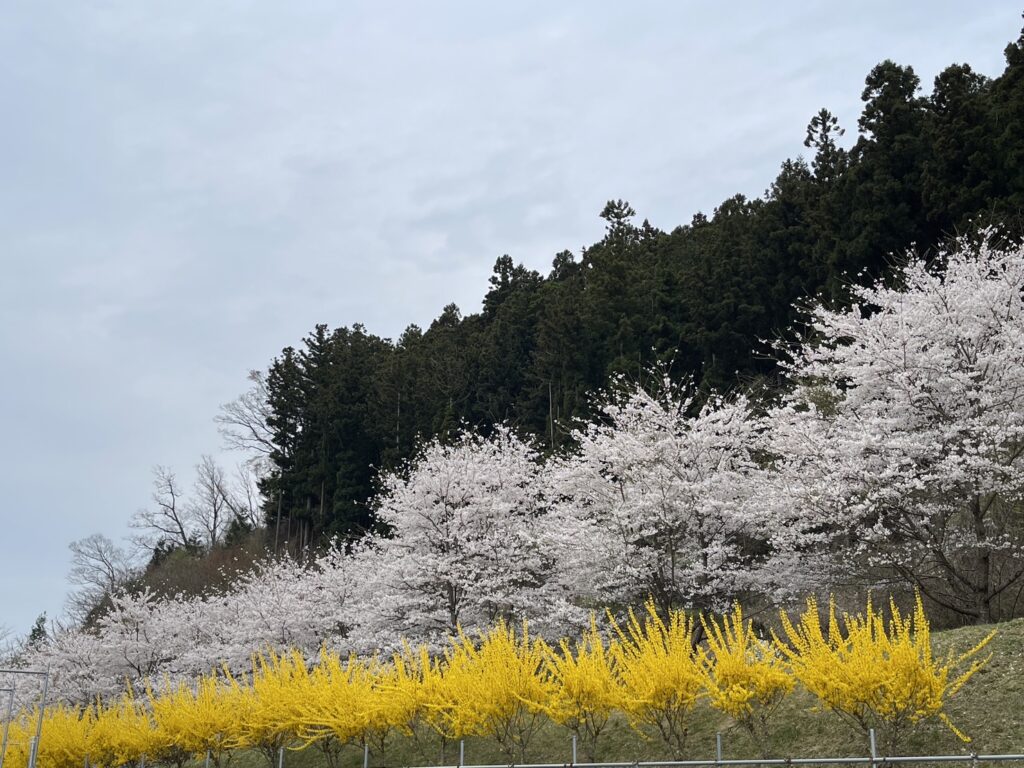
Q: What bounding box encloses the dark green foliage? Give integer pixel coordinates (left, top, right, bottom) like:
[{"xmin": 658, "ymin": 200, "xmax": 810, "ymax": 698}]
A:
[
  {"xmin": 259, "ymin": 326, "xmax": 393, "ymax": 543},
  {"xmin": 26, "ymin": 613, "xmax": 47, "ymax": 650},
  {"xmin": 255, "ymin": 24, "xmax": 1024, "ymax": 541}
]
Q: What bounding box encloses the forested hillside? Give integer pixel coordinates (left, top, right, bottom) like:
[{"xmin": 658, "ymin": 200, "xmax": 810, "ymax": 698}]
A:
[{"xmin": 220, "ymin": 28, "xmax": 1024, "ymax": 543}]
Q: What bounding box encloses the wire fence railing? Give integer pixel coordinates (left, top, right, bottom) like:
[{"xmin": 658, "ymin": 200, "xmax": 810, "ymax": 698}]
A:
[
  {"xmin": 382, "ymin": 730, "xmax": 1024, "ymax": 768},
  {"xmin": 5, "ymin": 720, "xmax": 1024, "ymax": 768},
  {"xmin": 440, "ymin": 758, "xmax": 1024, "ymax": 768}
]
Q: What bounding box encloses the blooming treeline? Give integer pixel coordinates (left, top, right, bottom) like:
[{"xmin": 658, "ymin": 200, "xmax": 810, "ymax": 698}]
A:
[
  {"xmin": 15, "ymin": 554, "xmax": 354, "ymax": 704},
  {"xmin": 11, "ymin": 234, "xmax": 1024, "ymax": 704}
]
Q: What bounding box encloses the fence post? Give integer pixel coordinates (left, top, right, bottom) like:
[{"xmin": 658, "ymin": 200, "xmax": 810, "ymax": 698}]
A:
[
  {"xmin": 459, "ymin": 740, "xmax": 465, "ymax": 768},
  {"xmin": 278, "ymin": 747, "xmax": 284, "ymax": 768},
  {"xmin": 0, "ymin": 686, "xmax": 15, "ymax": 768},
  {"xmin": 571, "ymin": 734, "xmax": 577, "ymax": 765},
  {"xmin": 205, "ymin": 750, "xmax": 211, "ymax": 768},
  {"xmin": 869, "ymin": 728, "xmax": 877, "ymax": 768},
  {"xmin": 29, "ymin": 671, "xmax": 48, "ymax": 768},
  {"xmin": 716, "ymin": 733, "xmax": 723, "ymax": 765}
]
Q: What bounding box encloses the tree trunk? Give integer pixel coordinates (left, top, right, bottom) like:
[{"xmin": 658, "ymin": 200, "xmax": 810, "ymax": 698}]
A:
[{"xmin": 972, "ymin": 494, "xmax": 994, "ymax": 624}]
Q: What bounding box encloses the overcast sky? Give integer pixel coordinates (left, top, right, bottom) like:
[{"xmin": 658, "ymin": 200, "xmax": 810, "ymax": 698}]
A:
[{"xmin": 1, "ymin": 2, "xmax": 1020, "ymax": 637}]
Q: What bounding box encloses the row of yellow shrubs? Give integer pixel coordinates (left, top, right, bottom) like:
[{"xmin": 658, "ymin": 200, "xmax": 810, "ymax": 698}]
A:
[{"xmin": 2, "ymin": 596, "xmax": 994, "ymax": 768}]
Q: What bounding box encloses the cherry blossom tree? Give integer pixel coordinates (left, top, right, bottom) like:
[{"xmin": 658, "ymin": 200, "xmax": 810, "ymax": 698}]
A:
[
  {"xmin": 181, "ymin": 554, "xmax": 356, "ymax": 673},
  {"xmin": 10, "ymin": 627, "xmax": 114, "ymax": 705},
  {"xmin": 768, "ymin": 234, "xmax": 1024, "ymax": 623},
  {"xmin": 96, "ymin": 589, "xmax": 189, "ymax": 682},
  {"xmin": 347, "ymin": 428, "xmax": 581, "ymax": 651},
  {"xmin": 546, "ymin": 377, "xmax": 768, "ymax": 616}
]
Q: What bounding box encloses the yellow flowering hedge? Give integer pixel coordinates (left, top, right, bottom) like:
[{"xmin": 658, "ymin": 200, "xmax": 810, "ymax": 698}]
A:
[{"xmin": 2, "ymin": 595, "xmax": 993, "ymax": 768}]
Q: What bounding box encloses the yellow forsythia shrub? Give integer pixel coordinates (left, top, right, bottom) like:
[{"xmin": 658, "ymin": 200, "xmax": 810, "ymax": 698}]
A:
[
  {"xmin": 89, "ymin": 693, "xmax": 154, "ymax": 767},
  {"xmin": 377, "ymin": 642, "xmax": 447, "ymax": 763},
  {"xmin": 609, "ymin": 600, "xmax": 704, "ymax": 759},
  {"xmin": 2, "ymin": 714, "xmax": 32, "ymax": 768},
  {"xmin": 296, "ymin": 651, "xmax": 382, "ymax": 752},
  {"xmin": 433, "ymin": 620, "xmax": 553, "ymax": 763},
  {"xmin": 148, "ymin": 675, "xmax": 244, "ymax": 767},
  {"xmin": 26, "ymin": 705, "xmax": 92, "ymax": 768},
  {"xmin": 700, "ymin": 603, "xmax": 793, "ymax": 756},
  {"xmin": 774, "ymin": 594, "xmax": 994, "ymax": 752},
  {"xmin": 227, "ymin": 652, "xmax": 310, "ymax": 764},
  {"xmin": 254, "ymin": 650, "xmax": 348, "ymax": 768},
  {"xmin": 539, "ymin": 616, "xmax": 623, "ymax": 761}
]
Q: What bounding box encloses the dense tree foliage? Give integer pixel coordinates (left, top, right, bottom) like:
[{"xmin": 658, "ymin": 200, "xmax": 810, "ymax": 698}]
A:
[
  {"xmin": 767, "ymin": 235, "xmax": 1024, "ymax": 624},
  {"xmin": 230, "ymin": 29, "xmax": 1024, "ymax": 542}
]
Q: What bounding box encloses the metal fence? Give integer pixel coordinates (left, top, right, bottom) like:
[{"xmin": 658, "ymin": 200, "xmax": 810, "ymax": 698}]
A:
[
  {"xmin": 380, "ymin": 731, "xmax": 1024, "ymax": 768},
  {"xmin": 437, "ymin": 758, "xmax": 1024, "ymax": 768},
  {"xmin": 5, "ymin": 714, "xmax": 1024, "ymax": 768}
]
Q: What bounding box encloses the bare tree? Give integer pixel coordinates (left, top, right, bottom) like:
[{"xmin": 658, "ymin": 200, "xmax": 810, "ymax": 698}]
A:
[
  {"xmin": 190, "ymin": 455, "xmax": 234, "ymax": 549},
  {"xmin": 0, "ymin": 624, "xmax": 11, "ymax": 661},
  {"xmin": 66, "ymin": 533, "xmax": 135, "ymax": 621},
  {"xmin": 130, "ymin": 466, "xmax": 195, "ymax": 553},
  {"xmin": 223, "ymin": 461, "xmax": 265, "ymax": 531},
  {"xmin": 216, "ymin": 370, "xmax": 275, "ymax": 459}
]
